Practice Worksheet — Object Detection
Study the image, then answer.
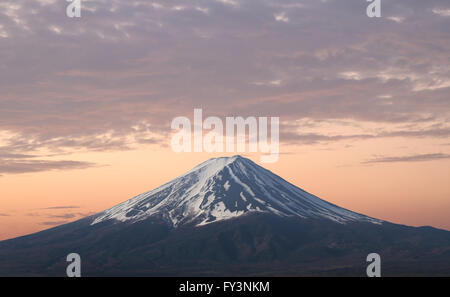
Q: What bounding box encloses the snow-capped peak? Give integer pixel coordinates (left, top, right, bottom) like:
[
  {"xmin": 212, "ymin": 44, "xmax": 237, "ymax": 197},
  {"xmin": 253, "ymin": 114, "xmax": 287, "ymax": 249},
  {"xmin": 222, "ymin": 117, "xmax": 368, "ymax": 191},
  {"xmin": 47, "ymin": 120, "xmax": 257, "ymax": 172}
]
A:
[{"xmin": 91, "ymin": 155, "xmax": 382, "ymax": 227}]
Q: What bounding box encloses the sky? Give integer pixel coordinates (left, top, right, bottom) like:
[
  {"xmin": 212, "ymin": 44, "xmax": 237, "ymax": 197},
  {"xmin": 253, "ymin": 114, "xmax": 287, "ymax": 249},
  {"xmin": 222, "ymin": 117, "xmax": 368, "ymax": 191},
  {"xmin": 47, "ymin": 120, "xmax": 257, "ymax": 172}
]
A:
[{"xmin": 0, "ymin": 0, "xmax": 449, "ymax": 240}]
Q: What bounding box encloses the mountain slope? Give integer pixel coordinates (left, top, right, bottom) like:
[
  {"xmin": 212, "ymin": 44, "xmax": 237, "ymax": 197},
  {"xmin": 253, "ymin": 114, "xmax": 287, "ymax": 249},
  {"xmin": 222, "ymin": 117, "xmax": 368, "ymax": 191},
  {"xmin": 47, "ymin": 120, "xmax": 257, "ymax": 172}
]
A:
[
  {"xmin": 92, "ymin": 155, "xmax": 381, "ymax": 227},
  {"xmin": 0, "ymin": 155, "xmax": 449, "ymax": 276}
]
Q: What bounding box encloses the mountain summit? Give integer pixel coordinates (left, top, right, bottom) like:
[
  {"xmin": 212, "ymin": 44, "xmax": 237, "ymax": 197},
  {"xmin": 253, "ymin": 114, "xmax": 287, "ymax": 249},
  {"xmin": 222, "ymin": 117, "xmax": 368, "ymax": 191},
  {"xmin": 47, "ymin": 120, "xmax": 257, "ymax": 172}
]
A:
[{"xmin": 92, "ymin": 155, "xmax": 381, "ymax": 227}]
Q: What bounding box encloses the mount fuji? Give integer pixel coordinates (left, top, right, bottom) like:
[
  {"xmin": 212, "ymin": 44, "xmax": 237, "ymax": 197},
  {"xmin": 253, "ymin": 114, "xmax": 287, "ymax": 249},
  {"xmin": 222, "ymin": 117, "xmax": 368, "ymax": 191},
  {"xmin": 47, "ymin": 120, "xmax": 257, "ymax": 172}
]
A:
[
  {"xmin": 91, "ymin": 155, "xmax": 381, "ymax": 227},
  {"xmin": 0, "ymin": 156, "xmax": 449, "ymax": 276}
]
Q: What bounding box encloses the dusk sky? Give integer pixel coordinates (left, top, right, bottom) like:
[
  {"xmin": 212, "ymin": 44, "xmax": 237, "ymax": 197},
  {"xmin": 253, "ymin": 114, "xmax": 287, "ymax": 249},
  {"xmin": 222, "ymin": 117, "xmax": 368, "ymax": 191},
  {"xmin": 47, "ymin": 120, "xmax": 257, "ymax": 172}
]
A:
[{"xmin": 0, "ymin": 0, "xmax": 449, "ymax": 240}]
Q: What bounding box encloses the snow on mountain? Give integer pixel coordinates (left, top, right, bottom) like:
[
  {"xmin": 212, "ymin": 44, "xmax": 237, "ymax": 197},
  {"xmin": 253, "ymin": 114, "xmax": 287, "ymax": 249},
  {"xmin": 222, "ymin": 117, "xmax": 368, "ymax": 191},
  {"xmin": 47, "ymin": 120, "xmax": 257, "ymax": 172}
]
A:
[{"xmin": 91, "ymin": 155, "xmax": 382, "ymax": 227}]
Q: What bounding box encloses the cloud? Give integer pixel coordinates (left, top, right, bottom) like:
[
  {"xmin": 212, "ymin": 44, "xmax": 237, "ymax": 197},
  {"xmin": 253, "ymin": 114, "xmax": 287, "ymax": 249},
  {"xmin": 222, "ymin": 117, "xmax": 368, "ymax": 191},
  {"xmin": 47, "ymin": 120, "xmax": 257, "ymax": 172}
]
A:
[
  {"xmin": 45, "ymin": 213, "xmax": 77, "ymax": 219},
  {"xmin": 0, "ymin": 213, "xmax": 10, "ymax": 217},
  {"xmin": 280, "ymin": 125, "xmax": 450, "ymax": 145},
  {"xmin": 25, "ymin": 208, "xmax": 96, "ymax": 224},
  {"xmin": 432, "ymin": 8, "xmax": 450, "ymax": 16},
  {"xmin": 216, "ymin": 0, "xmax": 239, "ymax": 7},
  {"xmin": 30, "ymin": 206, "xmax": 96, "ymax": 226},
  {"xmin": 0, "ymin": 159, "xmax": 99, "ymax": 174},
  {"xmin": 45, "ymin": 211, "xmax": 95, "ymax": 219},
  {"xmin": 76, "ymin": 211, "xmax": 96, "ymax": 217},
  {"xmin": 135, "ymin": 136, "xmax": 166, "ymax": 145},
  {"xmin": 387, "ymin": 16, "xmax": 405, "ymax": 23},
  {"xmin": 281, "ymin": 131, "xmax": 375, "ymax": 145},
  {"xmin": 39, "ymin": 220, "xmax": 69, "ymax": 226},
  {"xmin": 274, "ymin": 12, "xmax": 289, "ymax": 22},
  {"xmin": 379, "ymin": 128, "xmax": 450, "ymax": 138},
  {"xmin": 363, "ymin": 153, "xmax": 450, "ymax": 164},
  {"xmin": 0, "ymin": 152, "xmax": 37, "ymax": 159},
  {"xmin": 41, "ymin": 206, "xmax": 80, "ymax": 210},
  {"xmin": 0, "ymin": 0, "xmax": 448, "ymax": 158}
]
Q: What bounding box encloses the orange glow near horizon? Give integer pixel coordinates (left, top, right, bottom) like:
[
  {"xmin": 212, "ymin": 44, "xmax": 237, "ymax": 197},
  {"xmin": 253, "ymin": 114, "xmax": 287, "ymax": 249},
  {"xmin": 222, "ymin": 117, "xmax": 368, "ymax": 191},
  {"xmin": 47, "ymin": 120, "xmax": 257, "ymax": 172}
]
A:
[{"xmin": 1, "ymin": 135, "xmax": 449, "ymax": 240}]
